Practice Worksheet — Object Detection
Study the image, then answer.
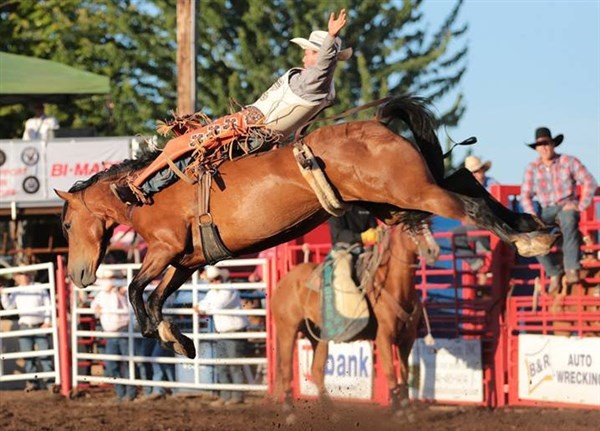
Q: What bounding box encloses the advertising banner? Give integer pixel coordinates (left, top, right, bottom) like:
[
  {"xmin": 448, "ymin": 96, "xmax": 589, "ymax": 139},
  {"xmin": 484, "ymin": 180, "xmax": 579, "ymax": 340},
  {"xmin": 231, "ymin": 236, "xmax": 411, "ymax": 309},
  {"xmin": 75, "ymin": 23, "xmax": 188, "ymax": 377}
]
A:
[
  {"xmin": 297, "ymin": 339, "xmax": 373, "ymax": 399},
  {"xmin": 409, "ymin": 338, "xmax": 483, "ymax": 402},
  {"xmin": 518, "ymin": 334, "xmax": 600, "ymax": 406},
  {"xmin": 0, "ymin": 138, "xmax": 130, "ymax": 203},
  {"xmin": 0, "ymin": 140, "xmax": 45, "ymax": 201}
]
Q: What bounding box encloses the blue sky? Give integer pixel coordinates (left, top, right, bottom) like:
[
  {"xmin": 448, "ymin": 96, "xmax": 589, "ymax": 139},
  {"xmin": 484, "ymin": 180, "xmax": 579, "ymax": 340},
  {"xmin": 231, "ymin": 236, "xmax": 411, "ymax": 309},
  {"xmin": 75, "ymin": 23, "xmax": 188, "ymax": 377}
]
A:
[{"xmin": 421, "ymin": 0, "xmax": 599, "ymax": 184}]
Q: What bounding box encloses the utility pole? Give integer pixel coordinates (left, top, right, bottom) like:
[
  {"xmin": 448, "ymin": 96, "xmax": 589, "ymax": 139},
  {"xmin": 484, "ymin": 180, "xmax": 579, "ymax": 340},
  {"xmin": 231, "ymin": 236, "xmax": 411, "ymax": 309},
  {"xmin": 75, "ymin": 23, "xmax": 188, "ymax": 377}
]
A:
[{"xmin": 176, "ymin": 0, "xmax": 196, "ymax": 115}]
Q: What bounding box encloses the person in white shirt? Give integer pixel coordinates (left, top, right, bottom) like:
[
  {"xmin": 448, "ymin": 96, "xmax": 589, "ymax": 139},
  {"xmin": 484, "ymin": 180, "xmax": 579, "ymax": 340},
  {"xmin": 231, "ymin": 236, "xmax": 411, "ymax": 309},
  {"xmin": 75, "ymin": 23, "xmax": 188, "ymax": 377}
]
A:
[
  {"xmin": 0, "ymin": 271, "xmax": 53, "ymax": 391},
  {"xmin": 194, "ymin": 266, "xmax": 248, "ymax": 406},
  {"xmin": 90, "ymin": 270, "xmax": 137, "ymax": 401},
  {"xmin": 22, "ymin": 103, "xmax": 60, "ymax": 141}
]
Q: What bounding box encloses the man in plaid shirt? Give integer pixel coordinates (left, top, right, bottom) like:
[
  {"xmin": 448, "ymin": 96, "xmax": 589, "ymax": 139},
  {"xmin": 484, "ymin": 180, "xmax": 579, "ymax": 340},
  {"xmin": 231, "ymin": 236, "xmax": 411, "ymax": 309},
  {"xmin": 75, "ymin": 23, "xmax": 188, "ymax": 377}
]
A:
[{"xmin": 521, "ymin": 127, "xmax": 597, "ymax": 292}]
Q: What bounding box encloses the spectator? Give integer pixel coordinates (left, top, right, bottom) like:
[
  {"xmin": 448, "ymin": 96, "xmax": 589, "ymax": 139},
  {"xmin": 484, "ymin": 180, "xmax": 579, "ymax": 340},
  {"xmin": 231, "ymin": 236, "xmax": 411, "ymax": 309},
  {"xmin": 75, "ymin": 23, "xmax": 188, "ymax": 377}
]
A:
[
  {"xmin": 194, "ymin": 266, "xmax": 248, "ymax": 406},
  {"xmin": 248, "ymin": 248, "xmax": 276, "ymax": 283},
  {"xmin": 135, "ymin": 285, "xmax": 176, "ymax": 401},
  {"xmin": 521, "ymin": 127, "xmax": 597, "ymax": 292},
  {"xmin": 90, "ymin": 270, "xmax": 137, "ymax": 402},
  {"xmin": 0, "ymin": 270, "xmax": 53, "ymax": 392},
  {"xmin": 22, "ymin": 102, "xmax": 59, "ymax": 141},
  {"xmin": 453, "ymin": 155, "xmax": 498, "ymax": 285}
]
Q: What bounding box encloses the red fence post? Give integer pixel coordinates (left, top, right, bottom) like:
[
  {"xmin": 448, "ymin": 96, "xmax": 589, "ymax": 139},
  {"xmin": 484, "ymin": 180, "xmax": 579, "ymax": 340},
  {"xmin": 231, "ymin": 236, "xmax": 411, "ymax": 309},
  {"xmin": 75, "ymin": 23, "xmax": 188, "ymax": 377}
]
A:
[{"xmin": 56, "ymin": 256, "xmax": 72, "ymax": 397}]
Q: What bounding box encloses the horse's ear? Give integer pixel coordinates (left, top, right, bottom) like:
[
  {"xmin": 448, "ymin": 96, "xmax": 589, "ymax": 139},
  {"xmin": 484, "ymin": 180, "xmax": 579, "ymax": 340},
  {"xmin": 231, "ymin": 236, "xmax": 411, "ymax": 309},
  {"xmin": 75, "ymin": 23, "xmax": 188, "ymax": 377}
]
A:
[{"xmin": 54, "ymin": 189, "xmax": 73, "ymax": 201}]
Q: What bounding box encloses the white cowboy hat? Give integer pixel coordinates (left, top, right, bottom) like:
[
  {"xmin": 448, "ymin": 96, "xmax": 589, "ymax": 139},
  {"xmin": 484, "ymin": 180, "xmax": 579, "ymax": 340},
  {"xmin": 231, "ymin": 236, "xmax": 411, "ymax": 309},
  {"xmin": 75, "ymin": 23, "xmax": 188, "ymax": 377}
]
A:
[
  {"xmin": 464, "ymin": 155, "xmax": 492, "ymax": 173},
  {"xmin": 290, "ymin": 30, "xmax": 353, "ymax": 61},
  {"xmin": 204, "ymin": 265, "xmax": 230, "ymax": 282}
]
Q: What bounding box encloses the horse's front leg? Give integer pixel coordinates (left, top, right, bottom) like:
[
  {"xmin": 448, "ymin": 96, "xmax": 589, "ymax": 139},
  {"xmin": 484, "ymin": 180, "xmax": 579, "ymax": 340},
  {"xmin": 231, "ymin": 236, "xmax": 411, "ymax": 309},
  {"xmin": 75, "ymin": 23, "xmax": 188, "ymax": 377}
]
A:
[
  {"xmin": 147, "ymin": 265, "xmax": 197, "ymax": 359},
  {"xmin": 375, "ymin": 331, "xmax": 405, "ymax": 412},
  {"xmin": 311, "ymin": 341, "xmax": 333, "ymax": 410},
  {"xmin": 128, "ymin": 249, "xmax": 175, "ymax": 339}
]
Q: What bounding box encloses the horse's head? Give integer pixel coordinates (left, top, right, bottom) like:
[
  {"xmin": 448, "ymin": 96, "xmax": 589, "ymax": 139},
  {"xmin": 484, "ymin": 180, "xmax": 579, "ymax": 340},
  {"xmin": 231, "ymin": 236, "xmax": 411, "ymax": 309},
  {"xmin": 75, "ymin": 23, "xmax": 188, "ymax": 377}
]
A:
[
  {"xmin": 56, "ymin": 189, "xmax": 116, "ymax": 288},
  {"xmin": 408, "ymin": 222, "xmax": 440, "ymax": 266}
]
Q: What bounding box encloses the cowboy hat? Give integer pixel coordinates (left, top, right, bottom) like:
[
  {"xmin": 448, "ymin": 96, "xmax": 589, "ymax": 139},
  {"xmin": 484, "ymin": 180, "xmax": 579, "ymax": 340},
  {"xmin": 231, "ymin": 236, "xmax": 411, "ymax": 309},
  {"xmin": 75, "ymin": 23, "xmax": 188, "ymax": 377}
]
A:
[
  {"xmin": 290, "ymin": 30, "xmax": 353, "ymax": 61},
  {"xmin": 527, "ymin": 127, "xmax": 563, "ymax": 149},
  {"xmin": 464, "ymin": 155, "xmax": 492, "ymax": 173},
  {"xmin": 203, "ymin": 265, "xmax": 230, "ymax": 282}
]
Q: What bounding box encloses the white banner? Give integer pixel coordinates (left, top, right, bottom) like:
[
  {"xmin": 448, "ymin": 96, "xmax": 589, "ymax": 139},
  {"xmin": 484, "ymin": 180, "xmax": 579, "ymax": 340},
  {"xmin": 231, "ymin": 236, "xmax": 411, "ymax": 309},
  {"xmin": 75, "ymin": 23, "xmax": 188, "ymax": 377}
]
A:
[
  {"xmin": 297, "ymin": 339, "xmax": 373, "ymax": 399},
  {"xmin": 409, "ymin": 338, "xmax": 483, "ymax": 402},
  {"xmin": 0, "ymin": 138, "xmax": 130, "ymax": 203},
  {"xmin": 518, "ymin": 334, "xmax": 600, "ymax": 406}
]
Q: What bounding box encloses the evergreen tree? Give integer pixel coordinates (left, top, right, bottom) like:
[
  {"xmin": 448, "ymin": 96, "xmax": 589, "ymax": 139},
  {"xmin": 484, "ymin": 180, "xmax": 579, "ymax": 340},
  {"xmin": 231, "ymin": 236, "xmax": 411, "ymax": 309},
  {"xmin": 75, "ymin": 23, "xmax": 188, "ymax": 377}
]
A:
[{"xmin": 0, "ymin": 0, "xmax": 177, "ymax": 138}]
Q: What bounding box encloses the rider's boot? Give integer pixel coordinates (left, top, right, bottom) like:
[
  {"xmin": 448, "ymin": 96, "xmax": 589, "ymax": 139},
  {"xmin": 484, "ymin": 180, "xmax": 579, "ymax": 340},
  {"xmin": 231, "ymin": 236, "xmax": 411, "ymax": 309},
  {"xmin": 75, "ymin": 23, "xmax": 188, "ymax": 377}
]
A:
[
  {"xmin": 110, "ymin": 183, "xmax": 145, "ymax": 206},
  {"xmin": 110, "ymin": 108, "xmax": 263, "ymax": 206}
]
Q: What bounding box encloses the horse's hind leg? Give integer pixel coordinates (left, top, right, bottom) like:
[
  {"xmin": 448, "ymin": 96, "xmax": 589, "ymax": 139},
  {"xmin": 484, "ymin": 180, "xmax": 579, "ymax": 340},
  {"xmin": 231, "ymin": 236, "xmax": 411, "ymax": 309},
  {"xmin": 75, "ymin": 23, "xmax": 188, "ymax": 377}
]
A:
[
  {"xmin": 405, "ymin": 184, "xmax": 557, "ymax": 257},
  {"xmin": 443, "ymin": 168, "xmax": 546, "ymax": 232},
  {"xmin": 147, "ymin": 266, "xmax": 197, "ymax": 359}
]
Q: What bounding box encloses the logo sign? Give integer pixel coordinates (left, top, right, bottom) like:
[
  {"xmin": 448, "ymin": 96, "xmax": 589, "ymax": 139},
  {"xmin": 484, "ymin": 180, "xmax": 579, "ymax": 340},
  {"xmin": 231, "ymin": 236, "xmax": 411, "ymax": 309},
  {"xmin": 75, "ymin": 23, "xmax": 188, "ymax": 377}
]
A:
[
  {"xmin": 409, "ymin": 338, "xmax": 484, "ymax": 402},
  {"xmin": 518, "ymin": 334, "xmax": 600, "ymax": 406},
  {"xmin": 0, "ymin": 138, "xmax": 130, "ymax": 203},
  {"xmin": 297, "ymin": 339, "xmax": 373, "ymax": 399},
  {"xmin": 22, "ymin": 176, "xmax": 40, "ymax": 194},
  {"xmin": 21, "ymin": 146, "xmax": 40, "ymax": 166}
]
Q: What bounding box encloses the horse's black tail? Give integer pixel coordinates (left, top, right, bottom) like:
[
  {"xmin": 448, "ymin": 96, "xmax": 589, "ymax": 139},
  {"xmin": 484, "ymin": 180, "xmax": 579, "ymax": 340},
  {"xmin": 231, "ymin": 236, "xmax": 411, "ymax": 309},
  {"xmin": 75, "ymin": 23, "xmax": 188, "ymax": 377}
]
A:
[{"xmin": 376, "ymin": 95, "xmax": 445, "ymax": 184}]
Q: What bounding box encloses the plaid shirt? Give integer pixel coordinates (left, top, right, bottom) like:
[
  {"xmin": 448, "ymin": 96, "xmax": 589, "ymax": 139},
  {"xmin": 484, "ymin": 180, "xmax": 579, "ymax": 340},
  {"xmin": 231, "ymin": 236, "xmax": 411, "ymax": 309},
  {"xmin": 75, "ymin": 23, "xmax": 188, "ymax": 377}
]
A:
[{"xmin": 521, "ymin": 153, "xmax": 597, "ymax": 214}]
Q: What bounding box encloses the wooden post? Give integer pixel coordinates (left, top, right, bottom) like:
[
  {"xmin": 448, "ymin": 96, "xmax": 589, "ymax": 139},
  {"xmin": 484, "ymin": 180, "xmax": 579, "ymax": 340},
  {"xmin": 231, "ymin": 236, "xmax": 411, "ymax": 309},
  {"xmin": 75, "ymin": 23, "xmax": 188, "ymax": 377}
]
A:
[{"xmin": 177, "ymin": 0, "xmax": 196, "ymax": 115}]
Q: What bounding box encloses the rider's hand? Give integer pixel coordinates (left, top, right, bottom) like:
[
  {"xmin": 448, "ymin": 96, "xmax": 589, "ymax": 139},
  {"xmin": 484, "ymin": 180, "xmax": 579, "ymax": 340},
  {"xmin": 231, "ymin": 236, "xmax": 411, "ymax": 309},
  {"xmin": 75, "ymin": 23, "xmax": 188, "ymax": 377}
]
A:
[
  {"xmin": 328, "ymin": 9, "xmax": 347, "ymax": 37},
  {"xmin": 562, "ymin": 202, "xmax": 578, "ymax": 211},
  {"xmin": 360, "ymin": 227, "xmax": 379, "ymax": 246}
]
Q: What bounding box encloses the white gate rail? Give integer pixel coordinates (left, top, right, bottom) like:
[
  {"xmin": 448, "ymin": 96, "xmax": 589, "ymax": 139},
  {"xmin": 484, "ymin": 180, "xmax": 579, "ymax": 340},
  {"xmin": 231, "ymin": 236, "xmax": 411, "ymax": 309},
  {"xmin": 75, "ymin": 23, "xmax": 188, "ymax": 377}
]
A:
[
  {"xmin": 0, "ymin": 263, "xmax": 61, "ymax": 387},
  {"xmin": 71, "ymin": 259, "xmax": 269, "ymax": 393}
]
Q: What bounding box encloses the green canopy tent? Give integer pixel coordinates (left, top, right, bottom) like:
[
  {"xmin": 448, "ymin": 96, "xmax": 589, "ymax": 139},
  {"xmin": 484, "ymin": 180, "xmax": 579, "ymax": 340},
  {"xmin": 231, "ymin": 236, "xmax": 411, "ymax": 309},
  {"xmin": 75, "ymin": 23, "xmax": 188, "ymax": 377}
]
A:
[{"xmin": 0, "ymin": 52, "xmax": 110, "ymax": 105}]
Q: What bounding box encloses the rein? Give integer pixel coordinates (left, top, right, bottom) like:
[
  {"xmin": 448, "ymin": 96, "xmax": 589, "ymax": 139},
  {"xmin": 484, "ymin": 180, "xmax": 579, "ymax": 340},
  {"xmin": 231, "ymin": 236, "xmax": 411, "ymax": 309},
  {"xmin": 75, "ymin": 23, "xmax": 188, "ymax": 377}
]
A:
[{"xmin": 293, "ymin": 96, "xmax": 393, "ymax": 142}]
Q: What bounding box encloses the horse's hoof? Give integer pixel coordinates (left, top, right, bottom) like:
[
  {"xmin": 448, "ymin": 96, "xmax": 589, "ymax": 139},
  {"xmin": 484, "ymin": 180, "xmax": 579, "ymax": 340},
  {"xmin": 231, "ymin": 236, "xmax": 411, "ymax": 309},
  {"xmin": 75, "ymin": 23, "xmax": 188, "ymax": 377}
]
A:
[
  {"xmin": 285, "ymin": 413, "xmax": 297, "ymax": 426},
  {"xmin": 158, "ymin": 320, "xmax": 196, "ymax": 358},
  {"xmin": 513, "ymin": 232, "xmax": 560, "ymax": 257},
  {"xmin": 329, "ymin": 412, "xmax": 341, "ymax": 423},
  {"xmin": 281, "ymin": 402, "xmax": 293, "ymax": 414}
]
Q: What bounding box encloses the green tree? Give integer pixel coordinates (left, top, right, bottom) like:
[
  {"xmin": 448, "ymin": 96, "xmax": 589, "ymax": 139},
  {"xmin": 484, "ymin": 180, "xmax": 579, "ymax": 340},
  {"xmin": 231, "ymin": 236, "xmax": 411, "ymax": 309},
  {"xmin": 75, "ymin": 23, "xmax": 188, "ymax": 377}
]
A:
[
  {"xmin": 0, "ymin": 0, "xmax": 177, "ymax": 138},
  {"xmin": 1, "ymin": 0, "xmax": 468, "ymax": 147}
]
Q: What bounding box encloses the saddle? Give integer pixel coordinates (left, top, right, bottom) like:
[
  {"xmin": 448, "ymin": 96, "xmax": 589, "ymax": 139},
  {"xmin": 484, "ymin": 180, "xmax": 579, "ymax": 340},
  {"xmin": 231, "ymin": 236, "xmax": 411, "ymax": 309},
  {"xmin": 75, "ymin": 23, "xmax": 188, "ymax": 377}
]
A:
[{"xmin": 308, "ymin": 246, "xmax": 372, "ymax": 342}]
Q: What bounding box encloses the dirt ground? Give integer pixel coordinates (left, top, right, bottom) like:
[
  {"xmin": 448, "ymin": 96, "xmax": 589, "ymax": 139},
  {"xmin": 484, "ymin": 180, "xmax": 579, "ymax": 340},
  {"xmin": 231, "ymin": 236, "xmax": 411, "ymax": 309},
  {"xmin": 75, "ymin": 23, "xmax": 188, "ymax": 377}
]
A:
[{"xmin": 0, "ymin": 388, "xmax": 599, "ymax": 431}]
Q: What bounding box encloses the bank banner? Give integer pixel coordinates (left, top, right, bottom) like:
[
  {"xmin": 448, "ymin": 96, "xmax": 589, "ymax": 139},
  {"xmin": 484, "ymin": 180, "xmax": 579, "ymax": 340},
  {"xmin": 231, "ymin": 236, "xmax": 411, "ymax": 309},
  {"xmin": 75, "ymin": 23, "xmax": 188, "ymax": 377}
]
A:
[
  {"xmin": 0, "ymin": 138, "xmax": 130, "ymax": 203},
  {"xmin": 518, "ymin": 334, "xmax": 600, "ymax": 406},
  {"xmin": 297, "ymin": 339, "xmax": 373, "ymax": 399},
  {"xmin": 409, "ymin": 338, "xmax": 484, "ymax": 402}
]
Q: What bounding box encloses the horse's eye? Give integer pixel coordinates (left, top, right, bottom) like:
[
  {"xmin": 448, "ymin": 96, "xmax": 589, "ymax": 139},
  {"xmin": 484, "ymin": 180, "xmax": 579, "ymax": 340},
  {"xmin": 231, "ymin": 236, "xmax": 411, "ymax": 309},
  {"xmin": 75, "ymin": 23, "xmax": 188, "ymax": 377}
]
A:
[{"xmin": 64, "ymin": 222, "xmax": 71, "ymax": 230}]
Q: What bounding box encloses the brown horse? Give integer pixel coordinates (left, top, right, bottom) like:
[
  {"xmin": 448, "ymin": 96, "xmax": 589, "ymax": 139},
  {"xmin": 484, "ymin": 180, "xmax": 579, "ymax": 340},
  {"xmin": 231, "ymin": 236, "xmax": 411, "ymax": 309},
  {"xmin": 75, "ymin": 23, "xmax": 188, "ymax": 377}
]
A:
[
  {"xmin": 56, "ymin": 95, "xmax": 556, "ymax": 358},
  {"xmin": 271, "ymin": 225, "xmax": 430, "ymax": 414}
]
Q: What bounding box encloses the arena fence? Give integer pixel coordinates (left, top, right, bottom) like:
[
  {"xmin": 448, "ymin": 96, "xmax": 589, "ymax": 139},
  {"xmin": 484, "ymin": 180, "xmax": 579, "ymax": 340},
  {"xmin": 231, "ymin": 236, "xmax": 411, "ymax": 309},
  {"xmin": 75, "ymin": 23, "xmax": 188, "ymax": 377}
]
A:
[
  {"xmin": 0, "ymin": 262, "xmax": 61, "ymax": 389},
  {"xmin": 1, "ymin": 187, "xmax": 597, "ymax": 410},
  {"xmin": 65, "ymin": 258, "xmax": 271, "ymax": 397}
]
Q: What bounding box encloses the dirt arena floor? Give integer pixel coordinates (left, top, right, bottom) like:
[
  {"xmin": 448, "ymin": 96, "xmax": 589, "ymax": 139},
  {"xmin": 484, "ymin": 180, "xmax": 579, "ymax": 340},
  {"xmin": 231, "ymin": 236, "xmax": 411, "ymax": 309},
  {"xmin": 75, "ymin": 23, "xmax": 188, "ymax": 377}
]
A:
[{"xmin": 1, "ymin": 388, "xmax": 599, "ymax": 431}]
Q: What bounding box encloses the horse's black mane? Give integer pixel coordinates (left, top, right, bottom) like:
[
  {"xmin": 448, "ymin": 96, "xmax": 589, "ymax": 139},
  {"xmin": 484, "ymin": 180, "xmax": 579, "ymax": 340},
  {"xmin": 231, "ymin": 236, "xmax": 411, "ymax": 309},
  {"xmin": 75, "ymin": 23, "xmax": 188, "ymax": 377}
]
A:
[{"xmin": 67, "ymin": 150, "xmax": 161, "ymax": 193}]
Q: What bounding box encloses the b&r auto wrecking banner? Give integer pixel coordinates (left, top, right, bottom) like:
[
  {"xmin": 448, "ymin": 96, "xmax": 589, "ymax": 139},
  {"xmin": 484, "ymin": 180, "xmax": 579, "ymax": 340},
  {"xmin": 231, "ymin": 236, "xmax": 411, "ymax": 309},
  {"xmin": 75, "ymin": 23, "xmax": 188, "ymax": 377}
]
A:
[
  {"xmin": 518, "ymin": 334, "xmax": 600, "ymax": 406},
  {"xmin": 0, "ymin": 138, "xmax": 130, "ymax": 203}
]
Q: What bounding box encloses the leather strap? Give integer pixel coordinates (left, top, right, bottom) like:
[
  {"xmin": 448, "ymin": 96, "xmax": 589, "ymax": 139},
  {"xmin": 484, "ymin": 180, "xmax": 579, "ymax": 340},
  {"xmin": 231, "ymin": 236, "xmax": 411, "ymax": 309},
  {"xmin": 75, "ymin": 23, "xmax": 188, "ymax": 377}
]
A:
[{"xmin": 294, "ymin": 96, "xmax": 392, "ymax": 141}]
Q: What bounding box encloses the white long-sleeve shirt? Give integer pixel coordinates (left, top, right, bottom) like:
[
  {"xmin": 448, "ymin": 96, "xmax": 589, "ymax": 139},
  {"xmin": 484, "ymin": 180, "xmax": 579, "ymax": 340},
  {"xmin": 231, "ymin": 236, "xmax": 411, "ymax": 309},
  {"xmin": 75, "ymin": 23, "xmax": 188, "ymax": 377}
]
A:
[
  {"xmin": 198, "ymin": 287, "xmax": 248, "ymax": 333},
  {"xmin": 22, "ymin": 115, "xmax": 59, "ymax": 140},
  {"xmin": 1, "ymin": 285, "xmax": 51, "ymax": 326},
  {"xmin": 90, "ymin": 289, "xmax": 130, "ymax": 332}
]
